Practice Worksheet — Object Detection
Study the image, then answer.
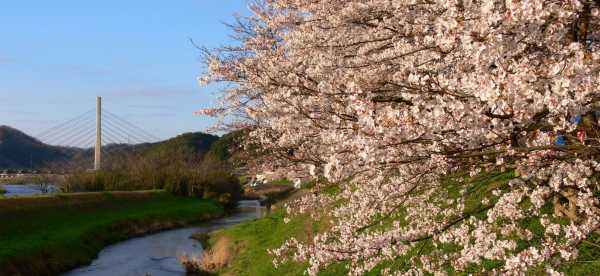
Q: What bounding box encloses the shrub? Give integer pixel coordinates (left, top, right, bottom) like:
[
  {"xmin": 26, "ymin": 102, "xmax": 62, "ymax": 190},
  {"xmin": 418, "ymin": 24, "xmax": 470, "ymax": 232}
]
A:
[
  {"xmin": 164, "ymin": 170, "xmax": 243, "ymax": 210},
  {"xmin": 63, "ymin": 168, "xmax": 243, "ymax": 210}
]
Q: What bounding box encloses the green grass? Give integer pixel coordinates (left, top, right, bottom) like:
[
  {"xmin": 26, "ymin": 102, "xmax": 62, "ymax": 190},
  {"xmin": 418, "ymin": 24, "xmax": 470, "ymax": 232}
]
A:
[
  {"xmin": 558, "ymin": 233, "xmax": 600, "ymax": 275},
  {"xmin": 269, "ymin": 178, "xmax": 293, "ymax": 186},
  {"xmin": 210, "ymin": 170, "xmax": 600, "ymax": 275},
  {"xmin": 208, "ymin": 209, "xmax": 311, "ymax": 276},
  {"xmin": 0, "ymin": 191, "xmax": 224, "ymax": 276},
  {"xmin": 206, "ymin": 204, "xmax": 346, "ymax": 276}
]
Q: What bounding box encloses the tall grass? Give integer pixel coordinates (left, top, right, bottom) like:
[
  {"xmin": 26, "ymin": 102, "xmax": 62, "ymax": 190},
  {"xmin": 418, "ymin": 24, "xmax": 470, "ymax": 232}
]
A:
[{"xmin": 181, "ymin": 236, "xmax": 232, "ymax": 275}]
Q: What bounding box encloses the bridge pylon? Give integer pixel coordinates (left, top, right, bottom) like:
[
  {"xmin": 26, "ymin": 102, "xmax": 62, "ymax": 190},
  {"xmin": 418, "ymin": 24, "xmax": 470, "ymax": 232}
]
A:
[{"xmin": 94, "ymin": 96, "xmax": 102, "ymax": 170}]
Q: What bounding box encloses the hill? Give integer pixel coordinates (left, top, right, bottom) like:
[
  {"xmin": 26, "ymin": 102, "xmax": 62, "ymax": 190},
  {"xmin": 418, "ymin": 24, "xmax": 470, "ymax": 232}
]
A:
[
  {"xmin": 0, "ymin": 126, "xmax": 79, "ymax": 169},
  {"xmin": 0, "ymin": 125, "xmax": 224, "ymax": 171},
  {"xmin": 144, "ymin": 132, "xmax": 220, "ymax": 163}
]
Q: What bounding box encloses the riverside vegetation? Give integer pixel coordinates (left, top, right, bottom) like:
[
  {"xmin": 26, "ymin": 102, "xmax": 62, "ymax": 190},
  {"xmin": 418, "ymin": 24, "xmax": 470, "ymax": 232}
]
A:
[
  {"xmin": 0, "ymin": 129, "xmax": 246, "ymax": 275},
  {"xmin": 0, "ymin": 191, "xmax": 223, "ymax": 276},
  {"xmin": 195, "ymin": 173, "xmax": 600, "ymax": 275},
  {"xmin": 57, "ymin": 129, "xmax": 244, "ymax": 208},
  {"xmin": 0, "ymin": 165, "xmax": 243, "ymax": 275}
]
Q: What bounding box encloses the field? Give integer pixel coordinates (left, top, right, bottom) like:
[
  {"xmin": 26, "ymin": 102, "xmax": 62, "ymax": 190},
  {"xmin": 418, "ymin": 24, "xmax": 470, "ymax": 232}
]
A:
[{"xmin": 0, "ymin": 191, "xmax": 224, "ymax": 276}]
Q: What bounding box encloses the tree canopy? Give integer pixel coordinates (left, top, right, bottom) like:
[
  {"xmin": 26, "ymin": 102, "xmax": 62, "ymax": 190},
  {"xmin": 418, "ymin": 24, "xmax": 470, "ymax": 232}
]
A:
[{"xmin": 199, "ymin": 0, "xmax": 600, "ymax": 274}]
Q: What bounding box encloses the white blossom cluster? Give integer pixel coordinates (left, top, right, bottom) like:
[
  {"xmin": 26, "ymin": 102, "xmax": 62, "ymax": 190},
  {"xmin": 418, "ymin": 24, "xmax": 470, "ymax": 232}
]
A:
[{"xmin": 199, "ymin": 0, "xmax": 600, "ymax": 274}]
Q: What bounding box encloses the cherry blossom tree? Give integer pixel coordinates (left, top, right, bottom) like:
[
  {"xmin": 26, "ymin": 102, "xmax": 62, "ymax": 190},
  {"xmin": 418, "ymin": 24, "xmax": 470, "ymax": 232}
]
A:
[{"xmin": 198, "ymin": 0, "xmax": 600, "ymax": 274}]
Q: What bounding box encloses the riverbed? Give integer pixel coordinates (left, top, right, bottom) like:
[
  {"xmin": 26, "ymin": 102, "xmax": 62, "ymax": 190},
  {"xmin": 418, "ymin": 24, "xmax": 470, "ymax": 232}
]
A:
[{"xmin": 63, "ymin": 200, "xmax": 266, "ymax": 276}]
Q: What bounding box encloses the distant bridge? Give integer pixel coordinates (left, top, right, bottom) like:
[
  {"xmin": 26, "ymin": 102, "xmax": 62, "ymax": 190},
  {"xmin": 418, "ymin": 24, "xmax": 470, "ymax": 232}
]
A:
[{"xmin": 31, "ymin": 97, "xmax": 159, "ymax": 171}]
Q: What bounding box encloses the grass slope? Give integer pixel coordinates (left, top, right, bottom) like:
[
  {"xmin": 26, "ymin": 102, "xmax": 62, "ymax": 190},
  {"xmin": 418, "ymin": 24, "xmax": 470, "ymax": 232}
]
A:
[
  {"xmin": 209, "ymin": 172, "xmax": 600, "ymax": 275},
  {"xmin": 208, "ymin": 209, "xmax": 309, "ymax": 276},
  {"xmin": 0, "ymin": 191, "xmax": 224, "ymax": 276},
  {"xmin": 207, "ymin": 207, "xmax": 349, "ymax": 276}
]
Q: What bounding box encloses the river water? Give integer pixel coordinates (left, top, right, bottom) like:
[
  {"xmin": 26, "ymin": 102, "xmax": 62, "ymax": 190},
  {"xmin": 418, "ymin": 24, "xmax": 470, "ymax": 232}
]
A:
[
  {"xmin": 0, "ymin": 184, "xmax": 58, "ymax": 197},
  {"xmin": 63, "ymin": 200, "xmax": 266, "ymax": 276}
]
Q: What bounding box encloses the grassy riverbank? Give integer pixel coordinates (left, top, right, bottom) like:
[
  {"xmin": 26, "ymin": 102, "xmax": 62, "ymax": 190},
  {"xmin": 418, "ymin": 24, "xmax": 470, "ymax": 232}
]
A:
[
  {"xmin": 200, "ymin": 184, "xmax": 345, "ymax": 276},
  {"xmin": 0, "ymin": 191, "xmax": 224, "ymax": 276},
  {"xmin": 205, "ymin": 209, "xmax": 345, "ymax": 276},
  {"xmin": 205, "ymin": 173, "xmax": 600, "ymax": 275}
]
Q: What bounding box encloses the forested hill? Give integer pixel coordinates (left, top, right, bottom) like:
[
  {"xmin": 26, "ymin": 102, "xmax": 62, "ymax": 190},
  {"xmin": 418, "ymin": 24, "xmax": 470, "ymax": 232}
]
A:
[
  {"xmin": 144, "ymin": 132, "xmax": 220, "ymax": 161},
  {"xmin": 0, "ymin": 125, "xmax": 230, "ymax": 170},
  {"xmin": 0, "ymin": 126, "xmax": 78, "ymax": 169}
]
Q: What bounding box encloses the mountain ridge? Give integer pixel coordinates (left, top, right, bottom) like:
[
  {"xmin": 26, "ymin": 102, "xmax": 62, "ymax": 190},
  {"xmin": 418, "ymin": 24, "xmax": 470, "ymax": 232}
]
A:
[{"xmin": 0, "ymin": 125, "xmax": 222, "ymax": 170}]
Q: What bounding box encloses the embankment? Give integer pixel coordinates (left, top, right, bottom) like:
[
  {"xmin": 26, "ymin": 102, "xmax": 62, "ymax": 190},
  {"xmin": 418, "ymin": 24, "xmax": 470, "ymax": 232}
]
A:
[
  {"xmin": 200, "ymin": 174, "xmax": 600, "ymax": 275},
  {"xmin": 194, "ymin": 185, "xmax": 330, "ymax": 276}
]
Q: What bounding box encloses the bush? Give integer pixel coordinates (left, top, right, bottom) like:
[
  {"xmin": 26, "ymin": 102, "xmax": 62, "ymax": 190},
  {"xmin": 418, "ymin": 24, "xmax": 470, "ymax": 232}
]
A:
[
  {"xmin": 62, "ymin": 168, "xmax": 243, "ymax": 210},
  {"xmin": 60, "ymin": 140, "xmax": 244, "ymax": 209},
  {"xmin": 199, "ymin": 171, "xmax": 243, "ymax": 210},
  {"xmin": 164, "ymin": 170, "xmax": 243, "ymax": 210}
]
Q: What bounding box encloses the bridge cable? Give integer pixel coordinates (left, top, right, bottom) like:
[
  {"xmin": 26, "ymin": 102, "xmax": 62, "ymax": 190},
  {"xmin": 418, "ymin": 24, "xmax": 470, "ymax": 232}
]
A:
[
  {"xmin": 44, "ymin": 116, "xmax": 95, "ymax": 147},
  {"xmin": 37, "ymin": 111, "xmax": 95, "ymax": 144},
  {"xmin": 102, "ymin": 118, "xmax": 147, "ymax": 144},
  {"xmin": 102, "ymin": 110, "xmax": 159, "ymax": 142},
  {"xmin": 102, "ymin": 113, "xmax": 156, "ymax": 143},
  {"xmin": 36, "ymin": 109, "xmax": 95, "ymax": 139}
]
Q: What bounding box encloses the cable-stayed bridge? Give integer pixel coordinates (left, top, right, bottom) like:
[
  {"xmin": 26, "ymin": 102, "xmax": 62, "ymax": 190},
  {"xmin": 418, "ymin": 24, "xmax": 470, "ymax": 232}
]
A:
[
  {"xmin": 37, "ymin": 106, "xmax": 158, "ymax": 148},
  {"xmin": 33, "ymin": 97, "xmax": 159, "ymax": 171}
]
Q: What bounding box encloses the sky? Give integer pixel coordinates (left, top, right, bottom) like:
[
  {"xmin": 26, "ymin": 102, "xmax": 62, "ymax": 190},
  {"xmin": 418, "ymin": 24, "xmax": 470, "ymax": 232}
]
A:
[{"xmin": 0, "ymin": 0, "xmax": 251, "ymax": 142}]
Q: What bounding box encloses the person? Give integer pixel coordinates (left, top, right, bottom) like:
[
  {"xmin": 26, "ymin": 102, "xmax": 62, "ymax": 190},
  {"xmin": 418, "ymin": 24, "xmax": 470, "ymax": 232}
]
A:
[
  {"xmin": 577, "ymin": 129, "xmax": 586, "ymax": 145},
  {"xmin": 570, "ymin": 113, "xmax": 588, "ymax": 145},
  {"xmin": 555, "ymin": 131, "xmax": 566, "ymax": 146},
  {"xmin": 572, "ymin": 114, "xmax": 582, "ymax": 125}
]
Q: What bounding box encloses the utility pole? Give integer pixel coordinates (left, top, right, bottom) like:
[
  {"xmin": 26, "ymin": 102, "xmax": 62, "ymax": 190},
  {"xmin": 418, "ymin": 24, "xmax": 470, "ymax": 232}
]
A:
[{"xmin": 94, "ymin": 96, "xmax": 102, "ymax": 170}]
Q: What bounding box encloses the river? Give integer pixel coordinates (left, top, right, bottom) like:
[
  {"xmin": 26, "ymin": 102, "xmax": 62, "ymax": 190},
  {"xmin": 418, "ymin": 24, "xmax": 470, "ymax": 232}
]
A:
[
  {"xmin": 63, "ymin": 200, "xmax": 266, "ymax": 276},
  {"xmin": 0, "ymin": 183, "xmax": 58, "ymax": 197}
]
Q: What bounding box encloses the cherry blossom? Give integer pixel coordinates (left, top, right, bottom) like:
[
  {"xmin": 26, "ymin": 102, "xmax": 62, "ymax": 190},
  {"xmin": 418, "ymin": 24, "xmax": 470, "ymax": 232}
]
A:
[{"xmin": 198, "ymin": 0, "xmax": 600, "ymax": 274}]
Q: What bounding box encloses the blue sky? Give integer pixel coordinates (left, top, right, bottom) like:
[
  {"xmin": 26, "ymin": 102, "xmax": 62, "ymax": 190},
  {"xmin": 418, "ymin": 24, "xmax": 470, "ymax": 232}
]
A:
[{"xmin": 0, "ymin": 0, "xmax": 251, "ymax": 141}]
